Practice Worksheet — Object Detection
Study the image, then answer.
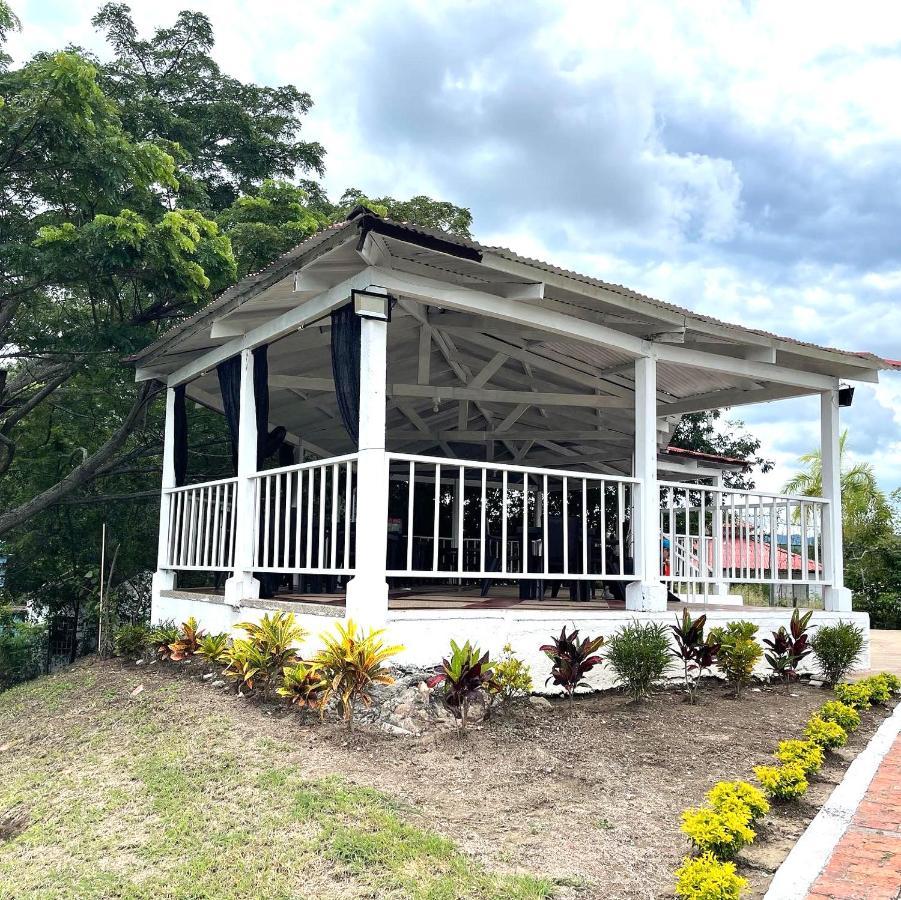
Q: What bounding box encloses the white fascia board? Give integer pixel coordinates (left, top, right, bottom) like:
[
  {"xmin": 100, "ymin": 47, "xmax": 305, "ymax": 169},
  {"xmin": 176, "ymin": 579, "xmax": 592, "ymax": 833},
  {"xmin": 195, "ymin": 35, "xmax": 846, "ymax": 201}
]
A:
[{"xmin": 165, "ymin": 268, "xmax": 376, "ymax": 387}]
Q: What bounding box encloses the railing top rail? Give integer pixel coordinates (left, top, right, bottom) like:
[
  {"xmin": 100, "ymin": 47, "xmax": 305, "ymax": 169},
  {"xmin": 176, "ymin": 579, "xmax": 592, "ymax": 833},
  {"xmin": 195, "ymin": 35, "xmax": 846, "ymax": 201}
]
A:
[
  {"xmin": 386, "ymin": 451, "xmax": 640, "ymax": 484},
  {"xmin": 164, "ymin": 476, "xmax": 238, "ymax": 494},
  {"xmin": 658, "ymin": 479, "xmax": 829, "ymax": 504},
  {"xmin": 248, "ymin": 452, "xmax": 359, "ymax": 480}
]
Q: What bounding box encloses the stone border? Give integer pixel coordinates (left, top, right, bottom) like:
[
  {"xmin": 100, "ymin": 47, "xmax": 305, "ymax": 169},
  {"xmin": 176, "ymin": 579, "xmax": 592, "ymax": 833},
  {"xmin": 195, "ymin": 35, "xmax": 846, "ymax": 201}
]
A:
[{"xmin": 764, "ymin": 699, "xmax": 901, "ymax": 900}]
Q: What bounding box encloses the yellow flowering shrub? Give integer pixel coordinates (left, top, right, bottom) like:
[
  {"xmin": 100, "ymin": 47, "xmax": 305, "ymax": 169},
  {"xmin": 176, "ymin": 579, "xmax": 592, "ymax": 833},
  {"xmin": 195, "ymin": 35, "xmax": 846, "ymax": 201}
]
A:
[
  {"xmin": 680, "ymin": 806, "xmax": 755, "ymax": 860},
  {"xmin": 675, "ymin": 852, "xmax": 747, "ymax": 900},
  {"xmin": 818, "ymin": 700, "xmax": 860, "ymax": 732},
  {"xmin": 753, "ymin": 763, "xmax": 808, "ymax": 801},
  {"xmin": 834, "ymin": 682, "xmax": 873, "ymax": 709},
  {"xmin": 804, "ymin": 716, "xmax": 847, "ymax": 750},
  {"xmin": 706, "ymin": 781, "xmax": 769, "ymax": 822},
  {"xmin": 775, "ymin": 739, "xmax": 824, "ymax": 776}
]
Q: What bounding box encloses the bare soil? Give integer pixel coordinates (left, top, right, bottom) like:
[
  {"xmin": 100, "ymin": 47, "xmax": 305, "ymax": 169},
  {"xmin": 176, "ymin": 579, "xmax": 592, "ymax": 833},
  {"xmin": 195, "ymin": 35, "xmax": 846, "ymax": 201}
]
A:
[{"xmin": 5, "ymin": 657, "xmax": 897, "ymax": 899}]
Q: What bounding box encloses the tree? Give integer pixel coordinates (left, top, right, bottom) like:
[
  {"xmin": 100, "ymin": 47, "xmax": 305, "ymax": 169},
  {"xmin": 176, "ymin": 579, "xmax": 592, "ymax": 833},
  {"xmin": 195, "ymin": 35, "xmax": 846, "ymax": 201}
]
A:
[{"xmin": 668, "ymin": 411, "xmax": 774, "ymax": 488}]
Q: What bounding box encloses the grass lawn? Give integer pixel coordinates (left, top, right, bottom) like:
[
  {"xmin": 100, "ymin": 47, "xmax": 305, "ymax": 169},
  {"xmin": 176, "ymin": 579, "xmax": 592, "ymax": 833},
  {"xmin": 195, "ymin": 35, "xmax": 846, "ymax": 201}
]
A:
[{"xmin": 0, "ymin": 663, "xmax": 553, "ymax": 900}]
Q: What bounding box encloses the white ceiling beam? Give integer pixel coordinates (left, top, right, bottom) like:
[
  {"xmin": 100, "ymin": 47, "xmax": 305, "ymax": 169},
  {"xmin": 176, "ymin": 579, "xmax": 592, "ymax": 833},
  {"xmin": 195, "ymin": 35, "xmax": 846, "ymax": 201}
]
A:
[
  {"xmin": 496, "ymin": 403, "xmax": 531, "ymax": 433},
  {"xmin": 658, "ymin": 384, "xmax": 810, "ymax": 416}
]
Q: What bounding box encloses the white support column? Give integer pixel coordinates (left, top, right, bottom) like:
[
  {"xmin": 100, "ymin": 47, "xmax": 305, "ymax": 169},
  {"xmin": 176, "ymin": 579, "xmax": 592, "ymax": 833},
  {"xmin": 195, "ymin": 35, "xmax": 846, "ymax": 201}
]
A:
[
  {"xmin": 710, "ymin": 473, "xmax": 729, "ymax": 598},
  {"xmin": 626, "ymin": 355, "xmax": 667, "ymax": 611},
  {"xmin": 821, "ymin": 388, "xmax": 852, "ymax": 611},
  {"xmin": 151, "ymin": 387, "xmax": 177, "ymax": 611},
  {"xmin": 345, "ymin": 291, "xmax": 390, "ymax": 627},
  {"xmin": 224, "ymin": 349, "xmax": 260, "ymax": 606}
]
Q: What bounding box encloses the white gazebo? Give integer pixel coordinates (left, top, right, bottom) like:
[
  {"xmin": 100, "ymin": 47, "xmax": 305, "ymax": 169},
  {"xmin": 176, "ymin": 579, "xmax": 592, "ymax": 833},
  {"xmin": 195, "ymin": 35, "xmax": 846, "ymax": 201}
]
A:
[{"xmin": 128, "ymin": 208, "xmax": 895, "ymax": 675}]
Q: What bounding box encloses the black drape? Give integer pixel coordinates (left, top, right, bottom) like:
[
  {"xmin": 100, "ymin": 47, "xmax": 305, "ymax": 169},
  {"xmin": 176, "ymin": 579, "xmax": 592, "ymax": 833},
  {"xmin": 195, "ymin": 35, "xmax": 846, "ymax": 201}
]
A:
[
  {"xmin": 216, "ymin": 356, "xmax": 241, "ymax": 475},
  {"xmin": 330, "ymin": 304, "xmax": 361, "ymax": 446},
  {"xmin": 173, "ymin": 385, "xmax": 188, "ymax": 487},
  {"xmin": 253, "ymin": 345, "xmax": 287, "ymax": 463}
]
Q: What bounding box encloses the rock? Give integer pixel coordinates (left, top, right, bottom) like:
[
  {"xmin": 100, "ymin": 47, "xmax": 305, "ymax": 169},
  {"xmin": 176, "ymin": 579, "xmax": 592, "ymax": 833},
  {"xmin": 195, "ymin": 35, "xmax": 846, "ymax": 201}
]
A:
[
  {"xmin": 202, "ymin": 672, "xmax": 215, "ymax": 681},
  {"xmin": 417, "ymin": 681, "xmax": 430, "ymax": 697},
  {"xmin": 211, "ymin": 680, "xmax": 226, "ymax": 688},
  {"xmin": 130, "ymin": 684, "xmax": 144, "ymax": 697},
  {"xmin": 529, "ymin": 695, "xmax": 552, "ymax": 709},
  {"xmin": 135, "ymin": 659, "xmax": 146, "ymax": 666}
]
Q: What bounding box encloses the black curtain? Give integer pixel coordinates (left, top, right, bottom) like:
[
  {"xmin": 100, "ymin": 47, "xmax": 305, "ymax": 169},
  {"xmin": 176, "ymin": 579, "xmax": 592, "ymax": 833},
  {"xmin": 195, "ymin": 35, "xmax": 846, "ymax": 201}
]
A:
[
  {"xmin": 216, "ymin": 356, "xmax": 241, "ymax": 475},
  {"xmin": 253, "ymin": 345, "xmax": 287, "ymax": 463},
  {"xmin": 173, "ymin": 385, "xmax": 188, "ymax": 487},
  {"xmin": 330, "ymin": 304, "xmax": 361, "ymax": 446}
]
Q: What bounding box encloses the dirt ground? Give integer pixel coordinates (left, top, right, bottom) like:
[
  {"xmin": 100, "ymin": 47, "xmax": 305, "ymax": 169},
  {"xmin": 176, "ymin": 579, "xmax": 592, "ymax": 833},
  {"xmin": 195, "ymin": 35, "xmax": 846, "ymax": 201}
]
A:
[{"xmin": 3, "ymin": 657, "xmax": 896, "ymax": 900}]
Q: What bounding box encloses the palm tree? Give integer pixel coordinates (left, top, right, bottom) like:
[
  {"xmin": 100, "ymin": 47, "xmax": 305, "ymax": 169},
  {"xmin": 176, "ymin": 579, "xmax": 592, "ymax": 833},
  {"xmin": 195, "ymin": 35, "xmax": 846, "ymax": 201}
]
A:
[{"xmin": 783, "ymin": 431, "xmax": 892, "ymax": 543}]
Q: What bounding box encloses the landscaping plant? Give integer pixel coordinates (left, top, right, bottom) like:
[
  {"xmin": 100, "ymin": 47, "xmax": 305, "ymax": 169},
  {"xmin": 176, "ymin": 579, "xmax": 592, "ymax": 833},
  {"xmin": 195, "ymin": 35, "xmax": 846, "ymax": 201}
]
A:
[
  {"xmin": 490, "ymin": 643, "xmax": 533, "ymax": 709},
  {"xmin": 670, "ymin": 609, "xmax": 719, "ymax": 703},
  {"xmin": 605, "ymin": 620, "xmax": 671, "ymax": 702},
  {"xmin": 680, "ymin": 806, "xmax": 755, "ymax": 860},
  {"xmin": 709, "ymin": 621, "xmax": 762, "ymax": 699},
  {"xmin": 674, "ymin": 852, "xmax": 747, "ymax": 900},
  {"xmin": 864, "ymin": 673, "xmax": 895, "ymax": 704},
  {"xmin": 811, "ymin": 620, "xmax": 864, "ymax": 686},
  {"xmin": 753, "ymin": 764, "xmax": 808, "ymax": 801},
  {"xmin": 706, "ymin": 781, "xmax": 769, "ymax": 823},
  {"xmin": 113, "ymin": 623, "xmax": 151, "ymax": 659},
  {"xmin": 774, "ymin": 739, "xmax": 824, "ymax": 776},
  {"xmin": 428, "ymin": 639, "xmax": 498, "ymax": 729},
  {"xmin": 540, "ymin": 626, "xmax": 604, "ymax": 704},
  {"xmin": 148, "ymin": 620, "xmax": 181, "ymax": 660},
  {"xmin": 221, "ymin": 639, "xmax": 275, "ymax": 693},
  {"xmin": 195, "ymin": 632, "xmax": 230, "ymax": 664},
  {"xmin": 804, "ymin": 716, "xmax": 847, "ymax": 750},
  {"xmin": 168, "ymin": 617, "xmax": 205, "ymax": 661},
  {"xmin": 834, "ymin": 681, "xmax": 873, "ymax": 709},
  {"xmin": 314, "ymin": 619, "xmax": 402, "ymax": 729},
  {"xmin": 235, "ymin": 612, "xmax": 307, "ymax": 670},
  {"xmin": 762, "ymin": 609, "xmax": 812, "ymax": 683},
  {"xmin": 277, "ymin": 662, "xmax": 326, "ymax": 715},
  {"xmin": 817, "ymin": 700, "xmax": 860, "ymax": 732}
]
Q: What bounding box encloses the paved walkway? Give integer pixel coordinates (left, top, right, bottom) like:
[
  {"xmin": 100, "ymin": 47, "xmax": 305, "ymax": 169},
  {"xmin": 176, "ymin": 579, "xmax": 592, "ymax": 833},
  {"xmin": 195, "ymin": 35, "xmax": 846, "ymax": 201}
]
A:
[{"xmin": 869, "ymin": 630, "xmax": 901, "ymax": 677}]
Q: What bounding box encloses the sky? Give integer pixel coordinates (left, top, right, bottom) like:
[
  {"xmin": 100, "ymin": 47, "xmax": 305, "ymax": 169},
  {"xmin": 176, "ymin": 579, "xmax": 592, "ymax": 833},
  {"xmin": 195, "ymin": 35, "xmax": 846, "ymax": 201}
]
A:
[{"xmin": 8, "ymin": 0, "xmax": 901, "ymax": 494}]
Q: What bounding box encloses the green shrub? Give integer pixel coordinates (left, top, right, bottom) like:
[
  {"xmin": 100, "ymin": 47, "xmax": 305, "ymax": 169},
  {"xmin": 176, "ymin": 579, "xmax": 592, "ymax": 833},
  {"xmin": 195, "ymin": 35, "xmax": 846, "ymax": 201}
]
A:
[
  {"xmin": 811, "ymin": 621, "xmax": 864, "ymax": 686},
  {"xmin": 875, "ymin": 671, "xmax": 901, "ymax": 694},
  {"xmin": 195, "ymin": 632, "xmax": 229, "ymax": 664},
  {"xmin": 854, "ymin": 593, "xmax": 901, "ymax": 630},
  {"xmin": 706, "ymin": 781, "xmax": 769, "ymax": 822},
  {"xmin": 0, "ymin": 610, "xmax": 46, "ymax": 691},
  {"xmin": 710, "ymin": 621, "xmax": 762, "ymax": 699},
  {"xmin": 834, "ymin": 681, "xmax": 873, "ymax": 709},
  {"xmin": 863, "ymin": 675, "xmax": 892, "ymax": 705},
  {"xmin": 763, "ymin": 609, "xmax": 813, "ymax": 683},
  {"xmin": 539, "ymin": 626, "xmax": 604, "ymax": 702},
  {"xmin": 221, "ymin": 639, "xmax": 276, "ymax": 693},
  {"xmin": 113, "ymin": 623, "xmax": 151, "ymax": 658},
  {"xmin": 491, "ymin": 643, "xmax": 533, "ymax": 706},
  {"xmin": 680, "ymin": 806, "xmax": 755, "ymax": 860},
  {"xmin": 277, "ymin": 662, "xmax": 326, "ymax": 713},
  {"xmin": 818, "ymin": 700, "xmax": 861, "ymax": 732},
  {"xmin": 168, "ymin": 617, "xmax": 206, "ymax": 661},
  {"xmin": 753, "ymin": 764, "xmax": 808, "ymax": 801},
  {"xmin": 148, "ymin": 619, "xmax": 180, "ymax": 659},
  {"xmin": 674, "ymin": 852, "xmax": 747, "ymax": 900},
  {"xmin": 605, "ymin": 620, "xmax": 671, "ymax": 701},
  {"xmin": 670, "ymin": 609, "xmax": 720, "ymax": 704},
  {"xmin": 429, "ymin": 639, "xmax": 497, "ymax": 728},
  {"xmin": 804, "ymin": 716, "xmax": 847, "ymax": 750},
  {"xmin": 775, "ymin": 739, "xmax": 824, "ymax": 776}
]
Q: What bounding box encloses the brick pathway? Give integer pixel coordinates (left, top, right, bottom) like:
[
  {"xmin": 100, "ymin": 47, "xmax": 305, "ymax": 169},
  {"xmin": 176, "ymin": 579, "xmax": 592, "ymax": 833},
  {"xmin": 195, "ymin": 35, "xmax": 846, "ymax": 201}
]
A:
[{"xmin": 806, "ymin": 733, "xmax": 901, "ymax": 900}]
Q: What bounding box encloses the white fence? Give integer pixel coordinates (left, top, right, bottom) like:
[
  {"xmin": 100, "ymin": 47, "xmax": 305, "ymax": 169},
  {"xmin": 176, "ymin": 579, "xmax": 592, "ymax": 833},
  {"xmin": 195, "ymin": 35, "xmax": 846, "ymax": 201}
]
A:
[
  {"xmin": 385, "ymin": 453, "xmax": 637, "ymax": 580},
  {"xmin": 659, "ymin": 481, "xmax": 829, "ymax": 586},
  {"xmin": 164, "ymin": 477, "xmax": 238, "ymax": 571},
  {"xmin": 250, "ymin": 454, "xmax": 358, "ymax": 576}
]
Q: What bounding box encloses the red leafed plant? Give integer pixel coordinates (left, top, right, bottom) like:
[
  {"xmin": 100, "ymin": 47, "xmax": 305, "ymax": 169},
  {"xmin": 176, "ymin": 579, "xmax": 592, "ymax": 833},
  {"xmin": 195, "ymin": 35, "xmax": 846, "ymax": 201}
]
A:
[
  {"xmin": 540, "ymin": 627, "xmax": 604, "ymax": 705},
  {"xmin": 670, "ymin": 609, "xmax": 719, "ymax": 703},
  {"xmin": 168, "ymin": 616, "xmax": 206, "ymax": 661},
  {"xmin": 428, "ymin": 639, "xmax": 498, "ymax": 730},
  {"xmin": 763, "ymin": 608, "xmax": 813, "ymax": 683}
]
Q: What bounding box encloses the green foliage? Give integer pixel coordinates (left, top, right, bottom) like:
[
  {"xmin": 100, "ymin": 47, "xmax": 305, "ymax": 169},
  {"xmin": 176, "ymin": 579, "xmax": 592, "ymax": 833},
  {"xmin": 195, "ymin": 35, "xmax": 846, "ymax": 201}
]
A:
[
  {"xmin": 706, "ymin": 781, "xmax": 769, "ymax": 823},
  {"xmin": 710, "ymin": 621, "xmax": 762, "ymax": 698},
  {"xmin": 148, "ymin": 620, "xmax": 181, "ymax": 660},
  {"xmin": 0, "ymin": 608, "xmax": 46, "ymax": 690},
  {"xmin": 812, "ymin": 622, "xmax": 865, "ymax": 686},
  {"xmin": 167, "ymin": 616, "xmax": 205, "ymax": 661},
  {"xmin": 818, "ymin": 700, "xmax": 861, "ymax": 732},
  {"xmin": 834, "ymin": 681, "xmax": 873, "ymax": 710},
  {"xmin": 753, "ymin": 764, "xmax": 808, "ymax": 801},
  {"xmin": 337, "ymin": 188, "xmax": 473, "ymax": 237},
  {"xmin": 314, "ymin": 620, "xmax": 402, "ymax": 728},
  {"xmin": 874, "ymin": 671, "xmax": 901, "ymax": 694},
  {"xmin": 235, "ymin": 612, "xmax": 306, "ymax": 670},
  {"xmin": 605, "ymin": 620, "xmax": 671, "ymax": 701},
  {"xmin": 539, "ymin": 627, "xmax": 604, "ymax": 700},
  {"xmin": 680, "ymin": 806, "xmax": 755, "ymax": 860},
  {"xmin": 854, "ymin": 592, "xmax": 901, "ymax": 630},
  {"xmin": 277, "ymin": 662, "xmax": 326, "ymax": 713},
  {"xmin": 804, "ymin": 716, "xmax": 847, "ymax": 750},
  {"xmin": 195, "ymin": 632, "xmax": 229, "ymax": 664},
  {"xmin": 774, "ymin": 739, "xmax": 824, "ymax": 776},
  {"xmin": 490, "ymin": 643, "xmax": 533, "ymax": 706},
  {"xmin": 428, "ymin": 639, "xmax": 498, "ymax": 727},
  {"xmin": 763, "ymin": 609, "xmax": 813, "ymax": 682},
  {"xmin": 113, "ymin": 622, "xmax": 151, "ymax": 658},
  {"xmin": 671, "ymin": 609, "xmax": 720, "ymax": 703},
  {"xmin": 221, "ymin": 639, "xmax": 274, "ymax": 693},
  {"xmin": 674, "ymin": 852, "xmax": 747, "ymax": 900}
]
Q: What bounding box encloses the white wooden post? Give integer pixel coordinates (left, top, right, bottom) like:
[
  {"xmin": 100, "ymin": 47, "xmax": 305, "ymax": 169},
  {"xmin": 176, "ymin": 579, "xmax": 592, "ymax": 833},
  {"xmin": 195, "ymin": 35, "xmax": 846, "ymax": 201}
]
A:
[
  {"xmin": 710, "ymin": 473, "xmax": 729, "ymax": 597},
  {"xmin": 821, "ymin": 388, "xmax": 852, "ymax": 611},
  {"xmin": 224, "ymin": 349, "xmax": 261, "ymax": 605},
  {"xmin": 151, "ymin": 387, "xmax": 177, "ymax": 611},
  {"xmin": 626, "ymin": 355, "xmax": 667, "ymax": 611},
  {"xmin": 345, "ymin": 290, "xmax": 390, "ymax": 626}
]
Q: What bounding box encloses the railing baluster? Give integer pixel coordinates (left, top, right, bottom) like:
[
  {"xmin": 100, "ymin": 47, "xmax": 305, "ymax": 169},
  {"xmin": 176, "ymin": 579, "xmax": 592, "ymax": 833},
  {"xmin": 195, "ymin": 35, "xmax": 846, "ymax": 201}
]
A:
[
  {"xmin": 406, "ymin": 461, "xmax": 415, "ymax": 572},
  {"xmin": 306, "ymin": 468, "xmax": 314, "ymax": 569},
  {"xmin": 273, "ymin": 474, "xmax": 282, "ymax": 570},
  {"xmin": 457, "ymin": 465, "xmax": 465, "ymax": 575},
  {"xmin": 318, "ymin": 465, "xmax": 326, "ymax": 570},
  {"xmin": 501, "ymin": 470, "xmax": 508, "ymax": 574},
  {"xmin": 522, "ymin": 473, "xmax": 529, "ymax": 575},
  {"xmin": 617, "ymin": 482, "xmax": 624, "ymax": 577},
  {"xmin": 562, "ymin": 476, "xmax": 569, "ymax": 575},
  {"xmin": 432, "ymin": 463, "xmax": 441, "ymax": 572},
  {"xmin": 599, "ymin": 482, "xmax": 606, "ymax": 576},
  {"xmin": 330, "ymin": 463, "xmax": 339, "ymax": 570},
  {"xmin": 344, "ymin": 461, "xmax": 353, "ymax": 571},
  {"xmin": 480, "ymin": 468, "xmax": 487, "ymax": 575},
  {"xmin": 581, "ymin": 478, "xmax": 588, "ymax": 576},
  {"xmin": 543, "ymin": 474, "xmax": 549, "ymax": 576}
]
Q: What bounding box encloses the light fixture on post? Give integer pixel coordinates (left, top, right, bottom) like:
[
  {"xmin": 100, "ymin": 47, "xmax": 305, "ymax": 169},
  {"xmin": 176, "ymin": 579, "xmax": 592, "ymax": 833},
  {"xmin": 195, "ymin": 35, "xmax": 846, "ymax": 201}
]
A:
[
  {"xmin": 353, "ymin": 288, "xmax": 391, "ymax": 321},
  {"xmin": 838, "ymin": 384, "xmax": 854, "ymax": 407}
]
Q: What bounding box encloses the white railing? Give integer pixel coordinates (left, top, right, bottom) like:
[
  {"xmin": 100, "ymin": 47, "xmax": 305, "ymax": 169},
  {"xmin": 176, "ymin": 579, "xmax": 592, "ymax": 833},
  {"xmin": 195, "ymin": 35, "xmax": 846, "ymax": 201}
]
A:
[
  {"xmin": 659, "ymin": 481, "xmax": 829, "ymax": 586},
  {"xmin": 250, "ymin": 454, "xmax": 358, "ymax": 575},
  {"xmin": 386, "ymin": 453, "xmax": 637, "ymax": 580},
  {"xmin": 164, "ymin": 477, "xmax": 238, "ymax": 571}
]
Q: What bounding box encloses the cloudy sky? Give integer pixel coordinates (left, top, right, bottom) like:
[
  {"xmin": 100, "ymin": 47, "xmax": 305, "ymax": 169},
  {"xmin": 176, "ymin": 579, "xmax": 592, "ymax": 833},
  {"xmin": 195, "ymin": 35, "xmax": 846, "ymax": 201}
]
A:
[{"xmin": 9, "ymin": 0, "xmax": 901, "ymax": 493}]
